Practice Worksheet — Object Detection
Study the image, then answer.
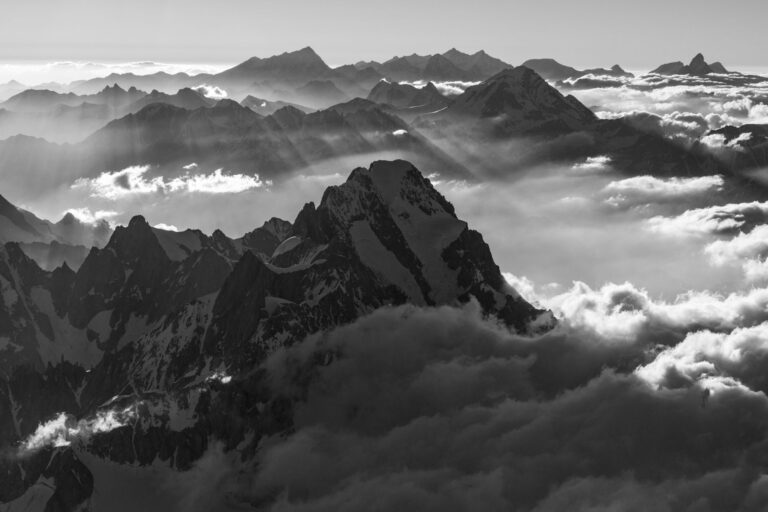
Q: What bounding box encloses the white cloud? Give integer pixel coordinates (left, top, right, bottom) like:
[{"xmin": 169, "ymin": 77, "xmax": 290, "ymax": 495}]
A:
[
  {"xmin": 21, "ymin": 405, "xmax": 138, "ymax": 454},
  {"xmin": 63, "ymin": 207, "xmax": 118, "ymax": 224},
  {"xmin": 72, "ymin": 165, "xmax": 267, "ymax": 199},
  {"xmin": 701, "ymin": 131, "xmax": 751, "ymax": 150},
  {"xmin": 703, "ymin": 225, "xmax": 768, "ymax": 283},
  {"xmin": 183, "ymin": 162, "xmax": 198, "ymax": 170},
  {"xmin": 154, "ymin": 223, "xmax": 179, "ymax": 231},
  {"xmin": 192, "ymin": 84, "xmax": 228, "ymax": 100},
  {"xmin": 636, "ymin": 323, "xmax": 768, "ymax": 392},
  {"xmin": 602, "ymin": 175, "xmax": 723, "ymax": 207},
  {"xmin": 705, "ymin": 225, "xmax": 768, "ymax": 266},
  {"xmin": 534, "ymin": 279, "xmax": 768, "ymax": 344},
  {"xmin": 397, "ymin": 80, "xmax": 480, "ymax": 96},
  {"xmin": 648, "ymin": 201, "xmax": 768, "ymax": 236},
  {"xmin": 571, "ymin": 155, "xmax": 611, "ymax": 173}
]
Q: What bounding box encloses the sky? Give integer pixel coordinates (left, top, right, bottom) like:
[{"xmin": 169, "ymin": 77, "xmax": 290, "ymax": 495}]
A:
[{"xmin": 1, "ymin": 0, "xmax": 766, "ymax": 71}]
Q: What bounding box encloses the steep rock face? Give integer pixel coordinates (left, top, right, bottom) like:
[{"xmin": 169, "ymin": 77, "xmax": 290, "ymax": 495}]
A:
[
  {"xmin": 203, "ymin": 160, "xmax": 546, "ymax": 369},
  {"xmin": 66, "ymin": 216, "xmax": 233, "ymax": 349},
  {"xmin": 0, "ymin": 244, "xmax": 77, "ymax": 371},
  {"xmin": 0, "ymin": 161, "xmax": 550, "ymax": 510}
]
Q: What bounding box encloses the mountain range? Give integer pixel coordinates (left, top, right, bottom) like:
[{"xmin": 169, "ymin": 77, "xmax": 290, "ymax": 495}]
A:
[
  {"xmin": 0, "ymin": 48, "xmax": 761, "ymax": 213},
  {"xmin": 0, "ymin": 160, "xmax": 550, "ymax": 509}
]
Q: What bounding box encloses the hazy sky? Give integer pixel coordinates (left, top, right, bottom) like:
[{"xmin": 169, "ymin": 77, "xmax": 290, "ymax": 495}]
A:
[{"xmin": 1, "ymin": 0, "xmax": 766, "ymax": 70}]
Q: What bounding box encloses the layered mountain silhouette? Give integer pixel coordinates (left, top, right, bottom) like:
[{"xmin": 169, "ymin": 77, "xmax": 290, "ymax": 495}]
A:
[
  {"xmin": 240, "ymin": 95, "xmax": 313, "ymax": 116},
  {"xmin": 0, "ymin": 193, "xmax": 110, "ymax": 269},
  {"xmin": 0, "ymin": 85, "xmax": 151, "ymax": 142},
  {"xmin": 521, "ymin": 59, "xmax": 633, "ymax": 81},
  {"xmin": 0, "ymin": 161, "xmax": 551, "ymax": 508},
  {"xmin": 366, "ymin": 80, "xmax": 449, "ymax": 120},
  {"xmin": 0, "ymin": 94, "xmax": 472, "ymax": 203},
  {"xmin": 413, "ymin": 67, "xmax": 720, "ymax": 176},
  {"xmin": 651, "ymin": 53, "xmax": 729, "ymax": 76},
  {"xmin": 356, "ymin": 48, "xmax": 511, "ymax": 82}
]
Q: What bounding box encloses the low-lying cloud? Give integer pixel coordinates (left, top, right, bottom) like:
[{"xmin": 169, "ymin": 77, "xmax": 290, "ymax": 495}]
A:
[
  {"xmin": 647, "ymin": 201, "xmax": 768, "ymax": 236},
  {"xmin": 191, "ymin": 84, "xmax": 228, "ymax": 100},
  {"xmin": 602, "ymin": 175, "xmax": 723, "ymax": 207},
  {"xmin": 219, "ymin": 298, "xmax": 768, "ymax": 511},
  {"xmin": 398, "ymin": 80, "xmax": 480, "ymax": 96},
  {"xmin": 72, "ymin": 165, "xmax": 268, "ymax": 199},
  {"xmin": 21, "ymin": 406, "xmax": 137, "ymax": 454}
]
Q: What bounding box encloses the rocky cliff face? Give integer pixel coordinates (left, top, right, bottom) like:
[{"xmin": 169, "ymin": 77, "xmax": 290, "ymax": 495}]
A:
[{"xmin": 0, "ymin": 160, "xmax": 550, "ymax": 510}]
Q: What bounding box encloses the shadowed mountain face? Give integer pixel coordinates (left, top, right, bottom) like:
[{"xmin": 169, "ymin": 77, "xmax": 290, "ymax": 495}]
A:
[{"xmin": 0, "ymin": 161, "xmax": 550, "ymax": 509}]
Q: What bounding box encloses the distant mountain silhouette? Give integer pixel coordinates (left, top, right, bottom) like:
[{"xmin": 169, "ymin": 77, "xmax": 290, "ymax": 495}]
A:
[
  {"xmin": 651, "ymin": 54, "xmax": 729, "ymax": 75},
  {"xmin": 521, "ymin": 58, "xmax": 633, "ymax": 81},
  {"xmin": 356, "ymin": 48, "xmax": 513, "ymax": 81}
]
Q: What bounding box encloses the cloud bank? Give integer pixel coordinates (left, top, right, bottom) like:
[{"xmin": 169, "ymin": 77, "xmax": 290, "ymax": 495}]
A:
[{"xmin": 222, "ymin": 299, "xmax": 768, "ymax": 511}]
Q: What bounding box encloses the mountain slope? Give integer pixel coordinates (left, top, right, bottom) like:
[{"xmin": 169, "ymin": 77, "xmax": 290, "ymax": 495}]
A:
[{"xmin": 417, "ymin": 67, "xmax": 597, "ymax": 136}]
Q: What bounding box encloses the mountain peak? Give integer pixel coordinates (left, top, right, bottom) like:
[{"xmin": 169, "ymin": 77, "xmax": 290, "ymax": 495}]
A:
[
  {"xmin": 297, "ymin": 46, "xmax": 319, "ymax": 56},
  {"xmin": 128, "ymin": 215, "xmax": 149, "ymax": 229},
  {"xmin": 57, "ymin": 212, "xmax": 78, "ymax": 225},
  {"xmin": 690, "ymin": 53, "xmax": 706, "ymax": 66},
  {"xmin": 100, "ymin": 83, "xmax": 126, "ymax": 93}
]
